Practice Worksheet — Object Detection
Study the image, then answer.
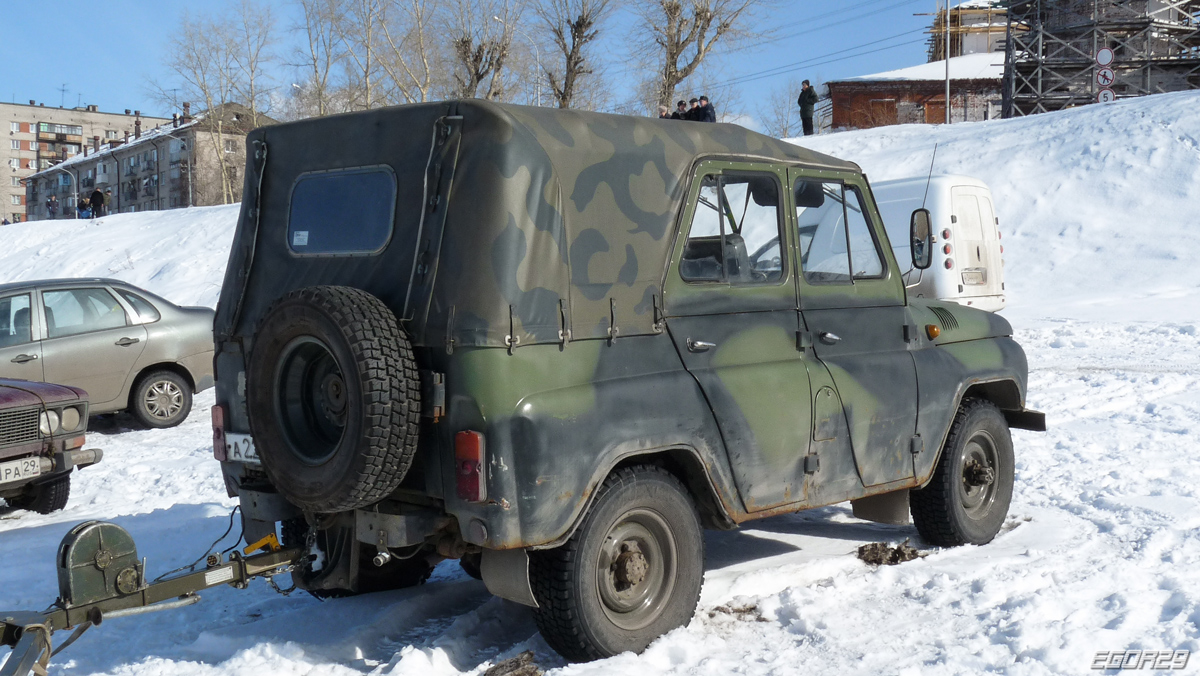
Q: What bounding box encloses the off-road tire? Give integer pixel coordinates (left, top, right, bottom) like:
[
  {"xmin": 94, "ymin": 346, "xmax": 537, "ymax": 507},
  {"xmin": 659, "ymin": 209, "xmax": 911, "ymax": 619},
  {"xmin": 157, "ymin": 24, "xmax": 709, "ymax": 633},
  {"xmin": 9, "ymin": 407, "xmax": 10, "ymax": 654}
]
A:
[
  {"xmin": 10, "ymin": 474, "xmax": 71, "ymax": 514},
  {"xmin": 910, "ymin": 399, "xmax": 1015, "ymax": 546},
  {"xmin": 529, "ymin": 465, "xmax": 704, "ymax": 662},
  {"xmin": 130, "ymin": 370, "xmax": 193, "ymax": 429},
  {"xmin": 248, "ymin": 286, "xmax": 420, "ymax": 514}
]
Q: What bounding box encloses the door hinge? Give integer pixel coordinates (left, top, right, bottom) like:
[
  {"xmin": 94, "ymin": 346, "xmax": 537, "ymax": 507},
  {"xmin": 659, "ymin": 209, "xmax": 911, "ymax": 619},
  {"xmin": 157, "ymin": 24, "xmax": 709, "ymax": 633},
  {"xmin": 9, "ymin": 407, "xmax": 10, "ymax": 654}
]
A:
[
  {"xmin": 505, "ymin": 305, "xmax": 520, "ymax": 354},
  {"xmin": 558, "ymin": 299, "xmax": 571, "ymax": 347},
  {"xmin": 796, "ymin": 330, "xmax": 813, "ymax": 352},
  {"xmin": 420, "ymin": 371, "xmax": 446, "ymax": 422},
  {"xmin": 910, "ymin": 435, "xmax": 924, "ymax": 455},
  {"xmin": 607, "ymin": 298, "xmax": 620, "ymax": 345},
  {"xmin": 804, "ymin": 454, "xmax": 820, "ymax": 474},
  {"xmin": 903, "ymin": 323, "xmax": 919, "ymax": 343}
]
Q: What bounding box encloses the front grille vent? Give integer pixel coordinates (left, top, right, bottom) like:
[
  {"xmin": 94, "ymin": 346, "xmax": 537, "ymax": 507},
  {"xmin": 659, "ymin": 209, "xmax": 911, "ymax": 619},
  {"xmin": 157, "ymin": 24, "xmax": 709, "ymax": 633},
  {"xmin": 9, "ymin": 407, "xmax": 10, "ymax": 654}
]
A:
[
  {"xmin": 0, "ymin": 408, "xmax": 40, "ymax": 447},
  {"xmin": 929, "ymin": 306, "xmax": 959, "ymax": 331}
]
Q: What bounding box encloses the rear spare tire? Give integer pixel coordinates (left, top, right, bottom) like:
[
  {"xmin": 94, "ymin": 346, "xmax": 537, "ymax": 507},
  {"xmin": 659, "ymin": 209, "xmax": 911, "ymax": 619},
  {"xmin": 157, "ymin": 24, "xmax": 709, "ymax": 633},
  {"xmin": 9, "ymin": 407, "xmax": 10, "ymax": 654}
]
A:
[{"xmin": 248, "ymin": 286, "xmax": 420, "ymax": 513}]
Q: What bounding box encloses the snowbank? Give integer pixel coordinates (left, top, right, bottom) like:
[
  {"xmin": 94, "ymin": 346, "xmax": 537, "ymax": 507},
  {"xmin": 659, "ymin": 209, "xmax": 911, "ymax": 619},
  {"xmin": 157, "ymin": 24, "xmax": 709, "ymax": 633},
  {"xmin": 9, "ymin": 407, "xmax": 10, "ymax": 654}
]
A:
[
  {"xmin": 0, "ymin": 204, "xmax": 239, "ymax": 308},
  {"xmin": 790, "ymin": 90, "xmax": 1200, "ymax": 322}
]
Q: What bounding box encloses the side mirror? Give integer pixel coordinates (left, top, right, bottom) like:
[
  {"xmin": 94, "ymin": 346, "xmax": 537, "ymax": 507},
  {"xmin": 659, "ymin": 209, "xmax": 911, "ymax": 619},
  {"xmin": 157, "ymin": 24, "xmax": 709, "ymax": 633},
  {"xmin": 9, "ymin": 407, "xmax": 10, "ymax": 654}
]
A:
[{"xmin": 910, "ymin": 208, "xmax": 933, "ymax": 270}]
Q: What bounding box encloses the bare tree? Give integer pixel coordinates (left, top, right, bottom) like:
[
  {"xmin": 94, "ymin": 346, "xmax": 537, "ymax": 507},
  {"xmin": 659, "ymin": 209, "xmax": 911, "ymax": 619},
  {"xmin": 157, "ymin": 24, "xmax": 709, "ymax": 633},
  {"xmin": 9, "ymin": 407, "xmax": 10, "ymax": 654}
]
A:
[
  {"xmin": 446, "ymin": 0, "xmax": 520, "ymax": 100},
  {"xmin": 295, "ymin": 0, "xmax": 346, "ymax": 117},
  {"xmin": 759, "ymin": 76, "xmax": 803, "ymax": 138},
  {"xmin": 230, "ymin": 0, "xmax": 276, "ymax": 128},
  {"xmin": 338, "ymin": 0, "xmax": 387, "ymax": 108},
  {"xmin": 377, "ymin": 0, "xmax": 443, "ymax": 103},
  {"xmin": 535, "ymin": 0, "xmax": 613, "ymax": 108},
  {"xmin": 636, "ymin": 0, "xmax": 764, "ymax": 109}
]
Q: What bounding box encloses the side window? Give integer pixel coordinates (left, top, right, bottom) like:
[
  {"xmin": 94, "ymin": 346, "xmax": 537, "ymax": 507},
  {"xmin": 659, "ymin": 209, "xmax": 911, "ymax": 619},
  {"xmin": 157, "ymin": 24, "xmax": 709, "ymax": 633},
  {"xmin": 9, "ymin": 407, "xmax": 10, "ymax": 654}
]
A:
[
  {"xmin": 0, "ymin": 294, "xmax": 32, "ymax": 348},
  {"xmin": 117, "ymin": 290, "xmax": 161, "ymax": 323},
  {"xmin": 680, "ymin": 172, "xmax": 783, "ymax": 285},
  {"xmin": 797, "ymin": 180, "xmax": 884, "ymax": 283},
  {"xmin": 42, "ymin": 288, "xmax": 129, "ymax": 339}
]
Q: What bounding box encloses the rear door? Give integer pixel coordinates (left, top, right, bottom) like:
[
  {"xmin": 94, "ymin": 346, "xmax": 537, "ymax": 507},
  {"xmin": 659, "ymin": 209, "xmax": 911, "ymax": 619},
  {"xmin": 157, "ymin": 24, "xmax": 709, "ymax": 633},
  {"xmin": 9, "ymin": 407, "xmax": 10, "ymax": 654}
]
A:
[
  {"xmin": 0, "ymin": 292, "xmax": 43, "ymax": 382},
  {"xmin": 39, "ymin": 286, "xmax": 147, "ymax": 406},
  {"xmin": 664, "ymin": 162, "xmax": 814, "ymax": 512},
  {"xmin": 950, "ymin": 186, "xmax": 1001, "ymax": 298},
  {"xmin": 792, "ymin": 170, "xmax": 918, "ymax": 488}
]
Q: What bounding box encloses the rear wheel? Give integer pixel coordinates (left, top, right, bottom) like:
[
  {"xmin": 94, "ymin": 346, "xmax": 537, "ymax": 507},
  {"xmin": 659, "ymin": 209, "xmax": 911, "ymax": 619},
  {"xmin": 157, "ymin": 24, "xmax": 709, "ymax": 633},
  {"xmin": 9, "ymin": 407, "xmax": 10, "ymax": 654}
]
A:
[
  {"xmin": 910, "ymin": 399, "xmax": 1015, "ymax": 546},
  {"xmin": 529, "ymin": 466, "xmax": 704, "ymax": 662},
  {"xmin": 10, "ymin": 474, "xmax": 71, "ymax": 514},
  {"xmin": 131, "ymin": 370, "xmax": 192, "ymax": 428}
]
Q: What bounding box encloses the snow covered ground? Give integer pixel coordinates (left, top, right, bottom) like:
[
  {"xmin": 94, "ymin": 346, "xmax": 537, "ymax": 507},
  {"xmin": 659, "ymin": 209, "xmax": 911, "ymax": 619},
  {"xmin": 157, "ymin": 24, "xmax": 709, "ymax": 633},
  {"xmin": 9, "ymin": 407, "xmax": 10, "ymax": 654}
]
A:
[{"xmin": 1, "ymin": 91, "xmax": 1198, "ymax": 675}]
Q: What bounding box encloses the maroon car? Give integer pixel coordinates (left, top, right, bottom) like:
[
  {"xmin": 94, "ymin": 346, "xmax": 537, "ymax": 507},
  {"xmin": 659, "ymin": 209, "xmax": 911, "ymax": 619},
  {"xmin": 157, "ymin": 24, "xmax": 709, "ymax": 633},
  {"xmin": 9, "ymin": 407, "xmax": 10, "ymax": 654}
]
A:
[{"xmin": 0, "ymin": 378, "xmax": 102, "ymax": 513}]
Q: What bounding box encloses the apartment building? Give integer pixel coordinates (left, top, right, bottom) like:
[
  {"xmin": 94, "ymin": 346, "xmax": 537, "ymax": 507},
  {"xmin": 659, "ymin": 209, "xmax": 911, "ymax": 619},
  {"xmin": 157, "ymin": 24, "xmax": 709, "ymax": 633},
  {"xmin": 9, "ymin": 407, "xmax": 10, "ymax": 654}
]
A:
[
  {"xmin": 24, "ymin": 103, "xmax": 273, "ymax": 221},
  {"xmin": 3, "ymin": 101, "xmax": 168, "ymax": 223}
]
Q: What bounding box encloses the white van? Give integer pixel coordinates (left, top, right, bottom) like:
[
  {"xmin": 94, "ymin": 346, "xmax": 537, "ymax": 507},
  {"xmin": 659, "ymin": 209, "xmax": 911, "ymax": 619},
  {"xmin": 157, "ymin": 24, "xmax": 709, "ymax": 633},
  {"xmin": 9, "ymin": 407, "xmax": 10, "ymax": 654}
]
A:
[{"xmin": 871, "ymin": 174, "xmax": 1005, "ymax": 312}]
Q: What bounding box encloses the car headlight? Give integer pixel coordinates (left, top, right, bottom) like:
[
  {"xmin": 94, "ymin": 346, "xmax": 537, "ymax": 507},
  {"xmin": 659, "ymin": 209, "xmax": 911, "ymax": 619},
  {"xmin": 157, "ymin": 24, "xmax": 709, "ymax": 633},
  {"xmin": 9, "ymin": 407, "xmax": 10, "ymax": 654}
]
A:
[
  {"xmin": 61, "ymin": 406, "xmax": 82, "ymax": 432},
  {"xmin": 39, "ymin": 410, "xmax": 61, "ymax": 436}
]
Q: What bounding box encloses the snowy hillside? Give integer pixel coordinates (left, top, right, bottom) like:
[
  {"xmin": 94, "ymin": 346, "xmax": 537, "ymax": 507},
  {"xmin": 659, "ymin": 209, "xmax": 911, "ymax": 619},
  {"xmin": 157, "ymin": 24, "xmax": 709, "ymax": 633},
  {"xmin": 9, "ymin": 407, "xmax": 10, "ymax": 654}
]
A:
[{"xmin": 1, "ymin": 92, "xmax": 1198, "ymax": 676}]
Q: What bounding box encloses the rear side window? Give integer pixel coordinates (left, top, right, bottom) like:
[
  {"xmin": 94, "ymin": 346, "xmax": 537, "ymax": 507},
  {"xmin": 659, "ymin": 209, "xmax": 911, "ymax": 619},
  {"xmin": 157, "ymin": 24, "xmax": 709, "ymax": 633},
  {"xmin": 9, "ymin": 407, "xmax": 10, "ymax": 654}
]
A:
[
  {"xmin": 118, "ymin": 290, "xmax": 161, "ymax": 323},
  {"xmin": 288, "ymin": 167, "xmax": 396, "ymax": 255}
]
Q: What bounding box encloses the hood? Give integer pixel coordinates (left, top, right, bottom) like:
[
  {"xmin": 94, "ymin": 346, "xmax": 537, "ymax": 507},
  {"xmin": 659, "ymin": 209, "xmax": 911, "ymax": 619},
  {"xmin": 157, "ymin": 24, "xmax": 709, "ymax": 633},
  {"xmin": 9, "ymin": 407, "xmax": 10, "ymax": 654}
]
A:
[
  {"xmin": 908, "ymin": 299, "xmax": 1012, "ymax": 345},
  {"xmin": 0, "ymin": 379, "xmax": 87, "ymax": 408}
]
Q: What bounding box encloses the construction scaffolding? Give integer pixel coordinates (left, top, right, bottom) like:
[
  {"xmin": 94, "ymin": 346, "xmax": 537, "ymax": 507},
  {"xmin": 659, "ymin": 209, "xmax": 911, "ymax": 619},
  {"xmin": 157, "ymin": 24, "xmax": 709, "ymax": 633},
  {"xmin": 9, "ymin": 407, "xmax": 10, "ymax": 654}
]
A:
[
  {"xmin": 1003, "ymin": 0, "xmax": 1200, "ymax": 116},
  {"xmin": 929, "ymin": 2, "xmax": 1010, "ymax": 61}
]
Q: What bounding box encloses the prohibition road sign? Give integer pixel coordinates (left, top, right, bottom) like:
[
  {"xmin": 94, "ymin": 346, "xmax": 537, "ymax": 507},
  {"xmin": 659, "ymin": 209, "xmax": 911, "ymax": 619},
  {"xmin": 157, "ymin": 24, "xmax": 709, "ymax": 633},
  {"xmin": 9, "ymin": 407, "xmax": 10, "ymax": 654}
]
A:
[
  {"xmin": 1098, "ymin": 88, "xmax": 1117, "ymax": 103},
  {"xmin": 1096, "ymin": 48, "xmax": 1115, "ymax": 66},
  {"xmin": 1097, "ymin": 68, "xmax": 1116, "ymax": 86}
]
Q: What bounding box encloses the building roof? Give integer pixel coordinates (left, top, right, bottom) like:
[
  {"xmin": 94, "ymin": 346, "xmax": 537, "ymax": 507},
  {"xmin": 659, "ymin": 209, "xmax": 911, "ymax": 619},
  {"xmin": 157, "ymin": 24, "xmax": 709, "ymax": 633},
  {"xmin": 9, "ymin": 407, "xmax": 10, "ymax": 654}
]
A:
[
  {"xmin": 26, "ymin": 119, "xmax": 200, "ymax": 180},
  {"xmin": 833, "ymin": 51, "xmax": 1005, "ymax": 83}
]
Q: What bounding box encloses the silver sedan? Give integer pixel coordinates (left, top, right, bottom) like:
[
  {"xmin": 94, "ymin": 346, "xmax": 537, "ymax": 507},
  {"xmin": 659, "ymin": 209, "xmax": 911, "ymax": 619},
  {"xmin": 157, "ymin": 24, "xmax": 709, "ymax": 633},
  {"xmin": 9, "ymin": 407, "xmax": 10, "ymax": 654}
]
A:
[{"xmin": 0, "ymin": 279, "xmax": 214, "ymax": 428}]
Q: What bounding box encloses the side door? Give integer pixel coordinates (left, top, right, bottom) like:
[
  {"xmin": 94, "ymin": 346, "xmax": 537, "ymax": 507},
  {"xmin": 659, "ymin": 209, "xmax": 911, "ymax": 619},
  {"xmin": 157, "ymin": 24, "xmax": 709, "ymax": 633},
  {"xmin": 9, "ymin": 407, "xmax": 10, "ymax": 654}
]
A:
[
  {"xmin": 0, "ymin": 292, "xmax": 44, "ymax": 382},
  {"xmin": 791, "ymin": 170, "xmax": 918, "ymax": 489},
  {"xmin": 663, "ymin": 162, "xmax": 814, "ymax": 512},
  {"xmin": 39, "ymin": 286, "xmax": 148, "ymax": 406}
]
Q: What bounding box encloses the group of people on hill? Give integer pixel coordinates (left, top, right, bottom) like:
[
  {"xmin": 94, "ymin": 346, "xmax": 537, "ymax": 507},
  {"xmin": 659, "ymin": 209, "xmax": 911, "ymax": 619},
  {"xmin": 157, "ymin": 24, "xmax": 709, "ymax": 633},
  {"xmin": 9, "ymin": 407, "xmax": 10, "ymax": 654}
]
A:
[
  {"xmin": 42, "ymin": 188, "xmax": 111, "ymax": 220},
  {"xmin": 658, "ymin": 95, "xmax": 717, "ymax": 123}
]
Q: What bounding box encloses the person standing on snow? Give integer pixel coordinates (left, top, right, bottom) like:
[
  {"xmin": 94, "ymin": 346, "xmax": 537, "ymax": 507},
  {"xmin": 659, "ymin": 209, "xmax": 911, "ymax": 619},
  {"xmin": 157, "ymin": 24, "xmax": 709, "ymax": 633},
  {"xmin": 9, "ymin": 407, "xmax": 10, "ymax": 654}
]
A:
[
  {"xmin": 46, "ymin": 195, "xmax": 58, "ymax": 219},
  {"xmin": 90, "ymin": 187, "xmax": 105, "ymax": 217},
  {"xmin": 797, "ymin": 80, "xmax": 819, "ymax": 136}
]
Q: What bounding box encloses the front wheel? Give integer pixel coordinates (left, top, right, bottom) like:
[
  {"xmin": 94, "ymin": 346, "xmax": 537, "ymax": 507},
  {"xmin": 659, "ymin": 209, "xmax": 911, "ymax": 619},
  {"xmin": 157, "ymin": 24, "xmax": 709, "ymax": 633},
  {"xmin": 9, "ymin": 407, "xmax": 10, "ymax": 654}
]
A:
[
  {"xmin": 131, "ymin": 370, "xmax": 192, "ymax": 428},
  {"xmin": 910, "ymin": 399, "xmax": 1015, "ymax": 546},
  {"xmin": 529, "ymin": 466, "xmax": 704, "ymax": 662}
]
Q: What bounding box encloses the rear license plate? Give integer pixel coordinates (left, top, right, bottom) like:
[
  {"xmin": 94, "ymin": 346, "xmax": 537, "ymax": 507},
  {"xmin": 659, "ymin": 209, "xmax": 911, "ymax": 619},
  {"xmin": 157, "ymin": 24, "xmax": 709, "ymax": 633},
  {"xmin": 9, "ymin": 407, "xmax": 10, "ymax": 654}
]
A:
[
  {"xmin": 961, "ymin": 269, "xmax": 987, "ymax": 285},
  {"xmin": 226, "ymin": 433, "xmax": 261, "ymax": 465},
  {"xmin": 0, "ymin": 457, "xmax": 41, "ymax": 486}
]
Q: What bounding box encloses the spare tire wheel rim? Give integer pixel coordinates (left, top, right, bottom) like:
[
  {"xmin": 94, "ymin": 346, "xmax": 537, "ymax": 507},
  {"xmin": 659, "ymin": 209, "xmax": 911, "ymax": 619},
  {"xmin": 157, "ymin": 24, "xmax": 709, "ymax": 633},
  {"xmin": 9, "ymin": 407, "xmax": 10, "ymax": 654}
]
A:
[
  {"xmin": 960, "ymin": 429, "xmax": 999, "ymax": 520},
  {"xmin": 596, "ymin": 508, "xmax": 677, "ymax": 631},
  {"xmin": 145, "ymin": 380, "xmax": 184, "ymax": 420},
  {"xmin": 275, "ymin": 335, "xmax": 348, "ymax": 466}
]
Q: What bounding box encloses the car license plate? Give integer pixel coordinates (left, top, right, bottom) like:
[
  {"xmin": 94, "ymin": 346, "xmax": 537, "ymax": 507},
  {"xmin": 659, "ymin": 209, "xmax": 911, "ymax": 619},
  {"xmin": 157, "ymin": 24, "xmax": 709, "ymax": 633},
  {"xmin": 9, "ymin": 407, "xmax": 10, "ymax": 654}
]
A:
[
  {"xmin": 0, "ymin": 457, "xmax": 41, "ymax": 486},
  {"xmin": 226, "ymin": 433, "xmax": 261, "ymax": 465},
  {"xmin": 961, "ymin": 269, "xmax": 987, "ymax": 286}
]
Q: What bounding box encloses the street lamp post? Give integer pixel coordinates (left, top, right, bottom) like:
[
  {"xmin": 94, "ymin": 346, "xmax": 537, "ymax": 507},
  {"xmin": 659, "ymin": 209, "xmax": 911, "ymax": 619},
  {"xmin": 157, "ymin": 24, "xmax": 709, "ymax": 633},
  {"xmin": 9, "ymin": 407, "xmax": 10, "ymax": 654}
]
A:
[
  {"xmin": 45, "ymin": 164, "xmax": 77, "ymax": 220},
  {"xmin": 493, "ymin": 16, "xmax": 541, "ymax": 106}
]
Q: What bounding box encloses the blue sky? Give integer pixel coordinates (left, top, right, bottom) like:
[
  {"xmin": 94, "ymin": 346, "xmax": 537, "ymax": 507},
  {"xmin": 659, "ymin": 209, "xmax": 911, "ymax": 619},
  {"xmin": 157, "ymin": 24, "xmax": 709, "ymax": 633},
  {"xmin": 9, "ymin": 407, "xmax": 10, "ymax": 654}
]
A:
[{"xmin": 1, "ymin": 0, "xmax": 937, "ymax": 122}]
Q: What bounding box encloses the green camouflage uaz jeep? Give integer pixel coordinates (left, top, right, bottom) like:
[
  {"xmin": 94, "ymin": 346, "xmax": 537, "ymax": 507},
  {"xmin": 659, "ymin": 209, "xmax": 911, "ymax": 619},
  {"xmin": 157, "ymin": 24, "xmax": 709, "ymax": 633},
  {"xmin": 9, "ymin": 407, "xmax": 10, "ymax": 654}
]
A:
[{"xmin": 212, "ymin": 101, "xmax": 1045, "ymax": 661}]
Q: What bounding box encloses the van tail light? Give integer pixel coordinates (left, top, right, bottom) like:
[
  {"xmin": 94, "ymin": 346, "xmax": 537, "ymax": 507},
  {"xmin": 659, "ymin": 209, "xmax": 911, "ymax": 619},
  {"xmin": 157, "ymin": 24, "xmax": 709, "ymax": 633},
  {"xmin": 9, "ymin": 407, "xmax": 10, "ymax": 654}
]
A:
[
  {"xmin": 945, "ymin": 258, "xmax": 954, "ymax": 270},
  {"xmin": 212, "ymin": 405, "xmax": 228, "ymax": 461},
  {"xmin": 942, "ymin": 228, "xmax": 952, "ymax": 240},
  {"xmin": 455, "ymin": 431, "xmax": 487, "ymax": 502},
  {"xmin": 943, "ymin": 244, "xmax": 952, "ymax": 255}
]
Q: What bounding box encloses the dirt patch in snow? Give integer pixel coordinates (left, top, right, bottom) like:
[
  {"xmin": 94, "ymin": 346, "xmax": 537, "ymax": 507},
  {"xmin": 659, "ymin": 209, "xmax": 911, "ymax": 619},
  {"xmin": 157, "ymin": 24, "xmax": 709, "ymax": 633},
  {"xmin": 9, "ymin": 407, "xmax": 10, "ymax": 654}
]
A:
[
  {"xmin": 857, "ymin": 540, "xmax": 924, "ymax": 566},
  {"xmin": 483, "ymin": 651, "xmax": 542, "ymax": 676}
]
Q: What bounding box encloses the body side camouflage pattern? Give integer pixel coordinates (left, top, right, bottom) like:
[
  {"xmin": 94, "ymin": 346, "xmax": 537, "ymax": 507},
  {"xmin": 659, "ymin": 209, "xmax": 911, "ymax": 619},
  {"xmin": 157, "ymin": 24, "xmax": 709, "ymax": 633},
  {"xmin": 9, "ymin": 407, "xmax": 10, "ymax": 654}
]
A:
[{"xmin": 213, "ymin": 101, "xmax": 1036, "ymax": 552}]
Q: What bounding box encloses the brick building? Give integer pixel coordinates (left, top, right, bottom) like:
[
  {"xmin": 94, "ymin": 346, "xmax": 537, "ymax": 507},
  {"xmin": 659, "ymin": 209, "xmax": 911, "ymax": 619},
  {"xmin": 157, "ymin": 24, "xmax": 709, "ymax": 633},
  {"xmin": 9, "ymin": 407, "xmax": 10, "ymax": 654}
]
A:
[
  {"xmin": 3, "ymin": 101, "xmax": 168, "ymax": 223},
  {"xmin": 24, "ymin": 103, "xmax": 273, "ymax": 221}
]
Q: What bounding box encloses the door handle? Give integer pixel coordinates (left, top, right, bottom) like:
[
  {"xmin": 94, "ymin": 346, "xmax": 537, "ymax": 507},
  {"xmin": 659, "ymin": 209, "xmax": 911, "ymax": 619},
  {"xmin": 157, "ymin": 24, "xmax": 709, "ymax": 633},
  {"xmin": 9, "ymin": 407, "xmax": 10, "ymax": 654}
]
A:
[
  {"xmin": 115, "ymin": 337, "xmax": 141, "ymax": 346},
  {"xmin": 10, "ymin": 354, "xmax": 38, "ymax": 364},
  {"xmin": 818, "ymin": 331, "xmax": 842, "ymax": 345},
  {"xmin": 686, "ymin": 338, "xmax": 716, "ymax": 353}
]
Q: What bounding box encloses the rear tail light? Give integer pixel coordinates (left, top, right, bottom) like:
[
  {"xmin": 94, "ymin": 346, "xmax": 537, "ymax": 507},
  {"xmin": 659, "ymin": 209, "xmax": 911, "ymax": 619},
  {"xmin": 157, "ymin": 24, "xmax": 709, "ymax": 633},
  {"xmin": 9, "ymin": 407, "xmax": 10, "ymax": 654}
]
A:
[
  {"xmin": 943, "ymin": 244, "xmax": 952, "ymax": 255},
  {"xmin": 944, "ymin": 258, "xmax": 954, "ymax": 270},
  {"xmin": 455, "ymin": 430, "xmax": 487, "ymax": 503},
  {"xmin": 942, "ymin": 228, "xmax": 952, "ymax": 240},
  {"xmin": 211, "ymin": 405, "xmax": 227, "ymax": 462}
]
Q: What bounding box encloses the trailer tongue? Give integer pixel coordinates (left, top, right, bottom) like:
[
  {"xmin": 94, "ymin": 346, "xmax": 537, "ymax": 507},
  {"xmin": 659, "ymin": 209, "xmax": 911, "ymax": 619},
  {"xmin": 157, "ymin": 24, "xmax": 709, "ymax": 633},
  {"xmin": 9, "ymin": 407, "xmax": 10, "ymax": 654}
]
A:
[{"xmin": 0, "ymin": 521, "xmax": 302, "ymax": 676}]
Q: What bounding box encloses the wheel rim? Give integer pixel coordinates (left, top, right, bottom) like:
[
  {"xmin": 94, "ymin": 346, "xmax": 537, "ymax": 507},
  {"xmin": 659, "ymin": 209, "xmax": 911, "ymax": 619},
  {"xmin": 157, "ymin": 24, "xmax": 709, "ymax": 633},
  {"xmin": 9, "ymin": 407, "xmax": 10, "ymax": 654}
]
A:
[
  {"xmin": 595, "ymin": 508, "xmax": 677, "ymax": 631},
  {"xmin": 275, "ymin": 336, "xmax": 346, "ymax": 466},
  {"xmin": 959, "ymin": 430, "xmax": 1000, "ymax": 520},
  {"xmin": 144, "ymin": 379, "xmax": 184, "ymax": 420}
]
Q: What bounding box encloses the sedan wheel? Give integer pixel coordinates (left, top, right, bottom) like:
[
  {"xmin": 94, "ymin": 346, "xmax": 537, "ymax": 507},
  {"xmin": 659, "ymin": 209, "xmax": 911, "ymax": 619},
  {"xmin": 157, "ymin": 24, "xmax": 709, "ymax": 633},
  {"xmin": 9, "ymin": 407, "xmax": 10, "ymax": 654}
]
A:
[{"xmin": 131, "ymin": 370, "xmax": 192, "ymax": 428}]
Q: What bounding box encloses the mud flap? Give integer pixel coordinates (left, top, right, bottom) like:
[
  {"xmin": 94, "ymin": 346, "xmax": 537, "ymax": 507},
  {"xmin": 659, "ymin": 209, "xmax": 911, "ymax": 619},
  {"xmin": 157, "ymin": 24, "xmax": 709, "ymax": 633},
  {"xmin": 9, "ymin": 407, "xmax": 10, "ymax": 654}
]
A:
[
  {"xmin": 480, "ymin": 548, "xmax": 538, "ymax": 608},
  {"xmin": 851, "ymin": 489, "xmax": 911, "ymax": 525}
]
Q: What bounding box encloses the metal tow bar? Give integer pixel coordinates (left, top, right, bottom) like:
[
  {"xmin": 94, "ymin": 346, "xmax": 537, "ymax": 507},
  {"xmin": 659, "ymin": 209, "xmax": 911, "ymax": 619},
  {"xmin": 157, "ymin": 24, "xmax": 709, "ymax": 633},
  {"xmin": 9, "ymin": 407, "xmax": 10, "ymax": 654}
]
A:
[{"xmin": 0, "ymin": 521, "xmax": 302, "ymax": 676}]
